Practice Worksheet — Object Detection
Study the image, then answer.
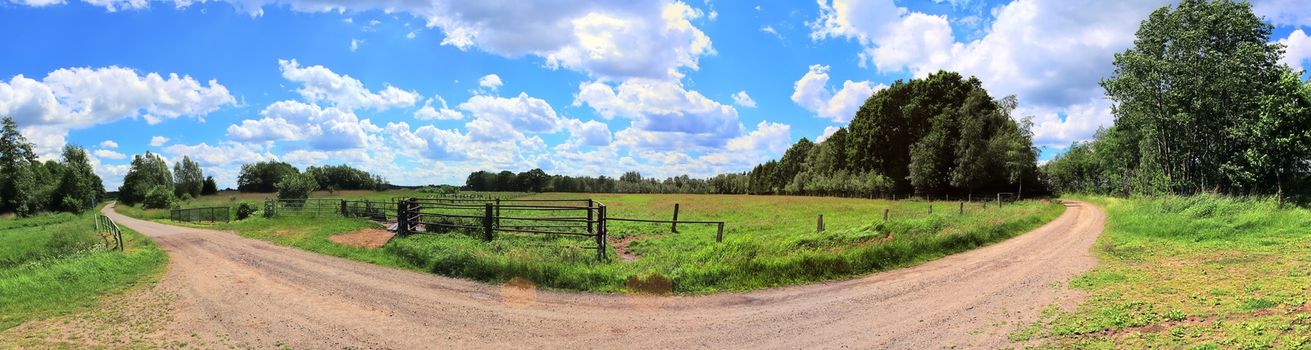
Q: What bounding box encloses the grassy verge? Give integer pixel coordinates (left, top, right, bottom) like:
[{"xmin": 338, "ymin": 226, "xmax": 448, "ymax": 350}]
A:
[
  {"xmin": 155, "ymin": 192, "xmax": 1064, "ymax": 294},
  {"xmin": 0, "ymin": 210, "xmax": 168, "ymax": 330},
  {"xmin": 1016, "ymin": 195, "xmax": 1311, "ymax": 348}
]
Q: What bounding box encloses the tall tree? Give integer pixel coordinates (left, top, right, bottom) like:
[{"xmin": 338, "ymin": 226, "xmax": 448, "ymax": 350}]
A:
[
  {"xmin": 237, "ymin": 161, "xmax": 298, "ymax": 193},
  {"xmin": 1100, "ymin": 0, "xmax": 1309, "ymax": 194},
  {"xmin": 52, "ymin": 145, "xmax": 104, "ymax": 212},
  {"xmin": 0, "ymin": 117, "xmax": 39, "ymax": 215},
  {"xmin": 118, "ymin": 152, "xmax": 173, "ymax": 206},
  {"xmin": 173, "ymin": 156, "xmax": 204, "ymax": 198}
]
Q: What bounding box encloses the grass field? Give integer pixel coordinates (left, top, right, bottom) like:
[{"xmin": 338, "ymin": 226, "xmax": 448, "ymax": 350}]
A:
[
  {"xmin": 1017, "ymin": 195, "xmax": 1311, "ymax": 349},
  {"xmin": 0, "ymin": 208, "xmax": 168, "ymax": 330},
  {"xmin": 121, "ymin": 190, "xmax": 1064, "ymax": 293}
]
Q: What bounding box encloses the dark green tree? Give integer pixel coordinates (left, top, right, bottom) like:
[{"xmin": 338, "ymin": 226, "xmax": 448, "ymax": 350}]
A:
[
  {"xmin": 201, "ymin": 176, "xmax": 219, "ymax": 195},
  {"xmin": 237, "ymin": 161, "xmax": 298, "ymax": 193},
  {"xmin": 118, "ymin": 152, "xmax": 173, "ymax": 206},
  {"xmin": 173, "ymin": 156, "xmax": 204, "ymax": 198}
]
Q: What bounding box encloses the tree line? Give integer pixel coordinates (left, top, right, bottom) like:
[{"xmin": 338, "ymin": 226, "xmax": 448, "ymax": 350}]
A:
[
  {"xmin": 117, "ymin": 152, "xmax": 218, "ymax": 208},
  {"xmin": 236, "ymin": 161, "xmax": 390, "ymax": 194},
  {"xmin": 1041, "ymin": 0, "xmax": 1311, "ymax": 201},
  {"xmin": 462, "ymin": 73, "xmax": 1043, "ymax": 198},
  {"xmin": 0, "ymin": 117, "xmax": 106, "ymax": 216}
]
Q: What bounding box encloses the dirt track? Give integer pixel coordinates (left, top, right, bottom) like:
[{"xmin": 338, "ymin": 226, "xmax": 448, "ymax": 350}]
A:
[{"xmin": 15, "ymin": 201, "xmax": 1104, "ymax": 349}]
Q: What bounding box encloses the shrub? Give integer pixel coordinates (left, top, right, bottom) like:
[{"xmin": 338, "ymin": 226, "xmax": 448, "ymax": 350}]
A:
[
  {"xmin": 142, "ymin": 185, "xmax": 176, "ymax": 209},
  {"xmin": 236, "ymin": 202, "xmax": 257, "ymax": 220},
  {"xmin": 275, "ymin": 173, "xmax": 318, "ymax": 200}
]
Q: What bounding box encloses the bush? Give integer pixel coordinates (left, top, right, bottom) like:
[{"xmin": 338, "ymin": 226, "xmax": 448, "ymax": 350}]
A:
[
  {"xmin": 275, "ymin": 173, "xmax": 319, "ymax": 200},
  {"xmin": 236, "ymin": 202, "xmax": 257, "ymax": 220},
  {"xmin": 142, "ymin": 185, "xmax": 176, "ymax": 209}
]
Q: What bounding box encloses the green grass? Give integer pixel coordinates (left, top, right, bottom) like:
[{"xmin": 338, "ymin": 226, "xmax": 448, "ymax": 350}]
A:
[
  {"xmin": 155, "ymin": 191, "xmax": 1064, "ymax": 294},
  {"xmin": 1016, "ymin": 195, "xmax": 1311, "ymax": 349},
  {"xmin": 0, "ymin": 209, "xmax": 168, "ymax": 330}
]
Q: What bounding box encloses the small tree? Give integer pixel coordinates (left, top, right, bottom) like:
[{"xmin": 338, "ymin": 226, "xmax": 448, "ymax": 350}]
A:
[
  {"xmin": 201, "ymin": 176, "xmax": 218, "ymax": 195},
  {"xmin": 275, "ymin": 173, "xmax": 318, "ymax": 200},
  {"xmin": 142, "ymin": 185, "xmax": 176, "ymax": 209}
]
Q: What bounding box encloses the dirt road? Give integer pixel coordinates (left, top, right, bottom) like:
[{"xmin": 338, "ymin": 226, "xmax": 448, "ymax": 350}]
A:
[{"xmin": 13, "ymin": 201, "xmax": 1104, "ymax": 349}]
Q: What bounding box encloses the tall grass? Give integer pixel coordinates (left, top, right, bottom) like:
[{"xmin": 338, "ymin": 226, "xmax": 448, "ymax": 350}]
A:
[
  {"xmin": 0, "ymin": 211, "xmax": 168, "ymax": 330},
  {"xmin": 1019, "ymin": 195, "xmax": 1311, "ymax": 348}
]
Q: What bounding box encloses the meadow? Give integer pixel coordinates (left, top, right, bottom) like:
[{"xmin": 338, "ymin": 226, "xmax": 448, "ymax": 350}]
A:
[
  {"xmin": 1016, "ymin": 195, "xmax": 1311, "ymax": 349},
  {"xmin": 0, "ymin": 208, "xmax": 167, "ymax": 330},
  {"xmin": 118, "ymin": 191, "xmax": 1064, "ymax": 293}
]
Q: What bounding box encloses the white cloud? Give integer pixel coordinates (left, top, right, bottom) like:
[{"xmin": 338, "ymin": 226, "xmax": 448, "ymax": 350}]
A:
[
  {"xmin": 0, "ymin": 66, "xmax": 235, "ymax": 155},
  {"xmin": 810, "ymin": 0, "xmax": 1172, "ymax": 148},
  {"xmin": 731, "ymin": 90, "xmax": 756, "ymax": 108},
  {"xmin": 350, "ymin": 38, "xmax": 363, "ymax": 52},
  {"xmin": 227, "ymin": 100, "xmax": 379, "ymax": 151},
  {"xmin": 406, "ymin": 31, "xmax": 417, "ymax": 39},
  {"xmin": 458, "ymin": 92, "xmax": 564, "ymax": 141},
  {"xmin": 761, "ymin": 25, "xmax": 783, "ymax": 40},
  {"xmin": 1252, "ymin": 0, "xmax": 1311, "ymax": 27},
  {"xmin": 726, "ymin": 121, "xmax": 790, "ymax": 153},
  {"xmin": 1279, "ymin": 29, "xmax": 1311, "ymax": 71},
  {"xmin": 149, "ymin": 136, "xmax": 169, "ymax": 147},
  {"xmin": 575, "ymin": 78, "xmax": 742, "ymax": 149},
  {"xmin": 413, "ymin": 96, "xmax": 463, "ymax": 121},
  {"xmin": 93, "ymin": 149, "xmax": 126, "ymax": 160},
  {"xmin": 478, "ymin": 74, "xmax": 503, "ymax": 90},
  {"xmin": 791, "ymin": 64, "xmax": 883, "ymax": 123},
  {"xmin": 278, "ymin": 59, "xmax": 419, "ymax": 111},
  {"xmin": 59, "ymin": 0, "xmax": 713, "ymax": 81},
  {"xmin": 1024, "ymin": 99, "xmax": 1115, "ymax": 149},
  {"xmin": 565, "ymin": 119, "xmax": 613, "ymax": 146},
  {"xmin": 99, "ymin": 140, "xmax": 118, "ymax": 149},
  {"xmin": 817, "ymin": 126, "xmax": 841, "ymax": 142}
]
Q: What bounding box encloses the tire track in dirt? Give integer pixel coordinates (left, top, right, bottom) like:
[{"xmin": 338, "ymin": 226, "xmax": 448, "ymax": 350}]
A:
[{"xmin": 6, "ymin": 201, "xmax": 1103, "ymax": 349}]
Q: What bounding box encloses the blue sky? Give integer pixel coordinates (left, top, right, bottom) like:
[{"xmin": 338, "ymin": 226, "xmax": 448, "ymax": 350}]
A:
[{"xmin": 1, "ymin": 0, "xmax": 1309, "ymax": 189}]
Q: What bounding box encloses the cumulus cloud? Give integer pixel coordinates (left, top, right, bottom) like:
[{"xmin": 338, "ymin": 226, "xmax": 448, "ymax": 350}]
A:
[
  {"xmin": 575, "ymin": 78, "xmax": 742, "ymax": 149},
  {"xmin": 0, "ymin": 66, "xmax": 235, "ymax": 155},
  {"xmin": 278, "ymin": 59, "xmax": 419, "ymax": 110},
  {"xmin": 1252, "ymin": 0, "xmax": 1311, "ymax": 27},
  {"xmin": 731, "ymin": 90, "xmax": 756, "ymax": 108},
  {"xmin": 791, "ymin": 64, "xmax": 883, "ymax": 123},
  {"xmin": 99, "ymin": 140, "xmax": 118, "ymax": 149},
  {"xmin": 1279, "ymin": 29, "xmax": 1311, "ymax": 71},
  {"xmin": 43, "ymin": 1, "xmax": 713, "ymax": 81},
  {"xmin": 726, "ymin": 121, "xmax": 790, "ymax": 153},
  {"xmin": 93, "ymin": 149, "xmax": 126, "ymax": 160},
  {"xmin": 565, "ymin": 119, "xmax": 613, "ymax": 146},
  {"xmin": 458, "ymin": 92, "xmax": 563, "ymax": 141},
  {"xmin": 810, "ymin": 0, "xmax": 1172, "ymax": 148},
  {"xmin": 816, "ymin": 125, "xmax": 841, "ymax": 142},
  {"xmin": 149, "ymin": 136, "xmax": 170, "ymax": 147},
  {"xmin": 478, "ymin": 74, "xmax": 503, "ymax": 90},
  {"xmin": 413, "ymin": 96, "xmax": 463, "ymax": 121},
  {"xmin": 227, "ymin": 100, "xmax": 379, "ymax": 150}
]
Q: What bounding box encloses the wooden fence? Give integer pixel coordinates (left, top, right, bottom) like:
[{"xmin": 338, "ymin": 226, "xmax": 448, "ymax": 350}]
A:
[
  {"xmin": 394, "ymin": 197, "xmax": 611, "ymax": 261},
  {"xmin": 94, "ymin": 213, "xmax": 123, "ymax": 251},
  {"xmin": 263, "ymin": 198, "xmax": 345, "ymax": 217},
  {"xmin": 170, "ymin": 206, "xmax": 231, "ymax": 223}
]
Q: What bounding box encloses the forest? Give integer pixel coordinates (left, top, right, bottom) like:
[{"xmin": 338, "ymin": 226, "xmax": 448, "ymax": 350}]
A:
[
  {"xmin": 1040, "ymin": 0, "xmax": 1311, "ymax": 200},
  {"xmin": 0, "ymin": 117, "xmax": 105, "ymax": 216}
]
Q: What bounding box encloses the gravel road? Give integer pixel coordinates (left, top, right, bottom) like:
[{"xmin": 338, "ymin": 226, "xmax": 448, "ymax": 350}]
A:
[{"xmin": 80, "ymin": 200, "xmax": 1101, "ymax": 349}]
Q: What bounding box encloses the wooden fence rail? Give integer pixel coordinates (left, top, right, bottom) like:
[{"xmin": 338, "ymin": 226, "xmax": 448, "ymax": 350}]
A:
[{"xmin": 170, "ymin": 206, "xmax": 230, "ymax": 223}]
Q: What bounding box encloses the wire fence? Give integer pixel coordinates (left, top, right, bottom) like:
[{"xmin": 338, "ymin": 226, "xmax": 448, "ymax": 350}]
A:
[{"xmin": 170, "ymin": 206, "xmax": 231, "ymax": 223}]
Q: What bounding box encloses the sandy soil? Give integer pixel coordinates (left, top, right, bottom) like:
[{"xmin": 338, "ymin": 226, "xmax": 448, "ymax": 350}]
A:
[
  {"xmin": 3, "ymin": 201, "xmax": 1104, "ymax": 349},
  {"xmin": 329, "ymin": 228, "xmax": 394, "ymax": 248}
]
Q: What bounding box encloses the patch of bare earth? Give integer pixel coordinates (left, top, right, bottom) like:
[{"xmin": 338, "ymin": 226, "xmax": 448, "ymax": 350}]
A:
[
  {"xmin": 329, "ymin": 228, "xmax": 394, "ymax": 248},
  {"xmin": 609, "ymin": 234, "xmax": 666, "ymax": 261}
]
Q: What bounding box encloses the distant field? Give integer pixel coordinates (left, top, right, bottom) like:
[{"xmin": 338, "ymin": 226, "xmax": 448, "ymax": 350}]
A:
[
  {"xmin": 1017, "ymin": 195, "xmax": 1311, "ymax": 348},
  {"xmin": 0, "ymin": 208, "xmax": 167, "ymax": 330},
  {"xmin": 118, "ymin": 191, "xmax": 1063, "ymax": 293}
]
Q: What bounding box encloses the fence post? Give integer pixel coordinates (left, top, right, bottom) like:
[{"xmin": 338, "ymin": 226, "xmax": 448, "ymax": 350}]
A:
[
  {"xmin": 996, "ymin": 193, "xmax": 1001, "ymax": 207},
  {"xmin": 597, "ymin": 204, "xmax": 607, "ymax": 261},
  {"xmin": 716, "ymin": 222, "xmax": 724, "ymax": 243},
  {"xmin": 483, "ymin": 203, "xmax": 494, "ymax": 242},
  {"xmin": 883, "ymin": 208, "xmax": 889, "ymax": 221},
  {"xmin": 929, "ymin": 205, "xmax": 933, "ymax": 215},
  {"xmin": 340, "ymin": 200, "xmax": 347, "ymax": 217},
  {"xmin": 959, "ymin": 201, "xmax": 964, "ymax": 215},
  {"xmin": 396, "ymin": 200, "xmax": 408, "ymax": 236},
  {"xmin": 495, "ymin": 198, "xmax": 501, "ymax": 227},
  {"xmin": 671, "ymin": 203, "xmax": 680, "ymax": 233},
  {"xmin": 587, "ymin": 199, "xmax": 594, "ymax": 234},
  {"xmin": 817, "ymin": 214, "xmax": 824, "ymax": 232}
]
